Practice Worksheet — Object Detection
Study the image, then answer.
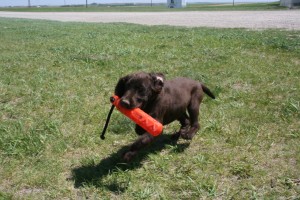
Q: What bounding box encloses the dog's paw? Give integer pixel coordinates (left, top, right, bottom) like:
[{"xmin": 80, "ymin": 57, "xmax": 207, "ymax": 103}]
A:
[
  {"xmin": 171, "ymin": 132, "xmax": 180, "ymax": 141},
  {"xmin": 122, "ymin": 151, "xmax": 137, "ymax": 162},
  {"xmin": 180, "ymin": 133, "xmax": 195, "ymax": 140}
]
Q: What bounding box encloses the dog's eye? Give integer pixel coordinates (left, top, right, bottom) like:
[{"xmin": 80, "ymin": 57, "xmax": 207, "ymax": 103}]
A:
[{"xmin": 137, "ymin": 98, "xmax": 144, "ymax": 103}]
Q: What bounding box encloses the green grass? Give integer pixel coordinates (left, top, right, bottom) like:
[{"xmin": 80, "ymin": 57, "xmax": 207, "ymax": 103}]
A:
[
  {"xmin": 0, "ymin": 2, "xmax": 287, "ymax": 12},
  {"xmin": 0, "ymin": 18, "xmax": 299, "ymax": 199}
]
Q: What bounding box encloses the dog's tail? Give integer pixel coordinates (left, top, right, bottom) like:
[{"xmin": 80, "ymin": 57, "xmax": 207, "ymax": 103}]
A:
[{"xmin": 201, "ymin": 84, "xmax": 216, "ymax": 99}]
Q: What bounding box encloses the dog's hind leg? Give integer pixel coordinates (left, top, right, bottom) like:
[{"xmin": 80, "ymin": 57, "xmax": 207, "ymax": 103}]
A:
[
  {"xmin": 172, "ymin": 113, "xmax": 190, "ymax": 140},
  {"xmin": 181, "ymin": 92, "xmax": 203, "ymax": 140}
]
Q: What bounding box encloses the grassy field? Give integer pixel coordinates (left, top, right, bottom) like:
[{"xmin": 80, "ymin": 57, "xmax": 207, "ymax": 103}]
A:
[
  {"xmin": 0, "ymin": 17, "xmax": 299, "ymax": 199},
  {"xmin": 0, "ymin": 2, "xmax": 287, "ymax": 12}
]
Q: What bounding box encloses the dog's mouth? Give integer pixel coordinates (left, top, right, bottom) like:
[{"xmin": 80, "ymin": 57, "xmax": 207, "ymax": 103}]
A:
[{"xmin": 120, "ymin": 98, "xmax": 143, "ymax": 109}]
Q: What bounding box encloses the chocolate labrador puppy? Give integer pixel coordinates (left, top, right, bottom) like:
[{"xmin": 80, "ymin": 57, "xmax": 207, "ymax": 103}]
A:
[{"xmin": 114, "ymin": 72, "xmax": 215, "ymax": 161}]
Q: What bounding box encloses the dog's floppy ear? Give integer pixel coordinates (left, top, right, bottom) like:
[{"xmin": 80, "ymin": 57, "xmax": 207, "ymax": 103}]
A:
[
  {"xmin": 115, "ymin": 75, "xmax": 129, "ymax": 97},
  {"xmin": 150, "ymin": 73, "xmax": 165, "ymax": 93}
]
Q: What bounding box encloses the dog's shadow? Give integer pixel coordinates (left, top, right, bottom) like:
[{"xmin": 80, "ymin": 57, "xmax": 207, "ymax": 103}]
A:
[{"xmin": 71, "ymin": 134, "xmax": 190, "ymax": 193}]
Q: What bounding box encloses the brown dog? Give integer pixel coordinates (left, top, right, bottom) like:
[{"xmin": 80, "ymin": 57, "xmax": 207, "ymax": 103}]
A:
[{"xmin": 114, "ymin": 72, "xmax": 215, "ymax": 161}]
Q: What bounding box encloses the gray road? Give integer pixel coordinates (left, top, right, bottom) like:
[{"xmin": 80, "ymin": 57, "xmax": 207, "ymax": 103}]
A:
[{"xmin": 0, "ymin": 10, "xmax": 299, "ymax": 30}]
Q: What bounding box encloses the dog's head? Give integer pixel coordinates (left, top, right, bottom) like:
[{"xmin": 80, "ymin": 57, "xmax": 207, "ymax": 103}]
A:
[{"xmin": 114, "ymin": 72, "xmax": 165, "ymax": 109}]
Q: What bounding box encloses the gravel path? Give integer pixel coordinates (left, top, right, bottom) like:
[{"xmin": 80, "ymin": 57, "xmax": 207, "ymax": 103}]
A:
[{"xmin": 0, "ymin": 10, "xmax": 299, "ymax": 30}]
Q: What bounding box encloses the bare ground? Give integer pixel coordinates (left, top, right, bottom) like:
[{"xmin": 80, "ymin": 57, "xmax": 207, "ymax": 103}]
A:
[{"xmin": 0, "ymin": 10, "xmax": 299, "ymax": 29}]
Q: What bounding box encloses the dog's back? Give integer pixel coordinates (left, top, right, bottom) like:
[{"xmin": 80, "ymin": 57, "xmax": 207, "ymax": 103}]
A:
[{"xmin": 164, "ymin": 77, "xmax": 215, "ymax": 100}]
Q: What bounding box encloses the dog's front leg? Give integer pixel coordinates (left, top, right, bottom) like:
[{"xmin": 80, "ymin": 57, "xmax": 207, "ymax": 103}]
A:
[{"xmin": 123, "ymin": 133, "xmax": 154, "ymax": 162}]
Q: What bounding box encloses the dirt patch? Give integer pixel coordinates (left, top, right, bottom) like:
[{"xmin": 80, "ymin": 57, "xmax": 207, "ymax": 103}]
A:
[{"xmin": 0, "ymin": 10, "xmax": 300, "ymax": 30}]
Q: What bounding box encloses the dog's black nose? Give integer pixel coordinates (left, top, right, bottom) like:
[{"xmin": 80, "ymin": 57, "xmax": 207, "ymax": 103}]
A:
[{"xmin": 120, "ymin": 99, "xmax": 131, "ymax": 109}]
